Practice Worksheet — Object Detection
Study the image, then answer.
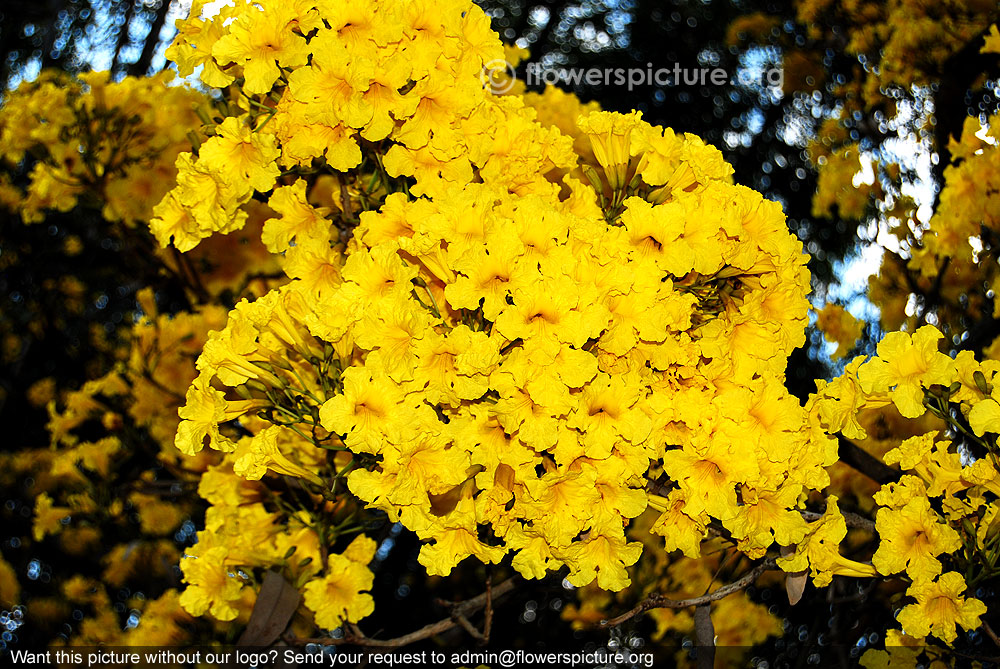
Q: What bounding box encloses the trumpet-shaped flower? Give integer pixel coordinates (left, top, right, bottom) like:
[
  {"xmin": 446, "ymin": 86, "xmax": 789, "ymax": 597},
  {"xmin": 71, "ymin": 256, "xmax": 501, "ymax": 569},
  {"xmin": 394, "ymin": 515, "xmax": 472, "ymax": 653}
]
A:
[
  {"xmin": 872, "ymin": 496, "xmax": 961, "ymax": 582},
  {"xmin": 857, "ymin": 326, "xmax": 956, "ymax": 418},
  {"xmin": 302, "ymin": 536, "xmax": 377, "ymax": 630},
  {"xmin": 896, "ymin": 572, "xmax": 987, "ymax": 643}
]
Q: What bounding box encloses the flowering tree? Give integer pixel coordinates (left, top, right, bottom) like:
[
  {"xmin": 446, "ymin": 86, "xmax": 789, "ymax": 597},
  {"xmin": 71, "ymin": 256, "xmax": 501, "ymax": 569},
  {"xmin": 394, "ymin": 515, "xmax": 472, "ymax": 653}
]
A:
[{"xmin": 1, "ymin": 0, "xmax": 999, "ymax": 665}]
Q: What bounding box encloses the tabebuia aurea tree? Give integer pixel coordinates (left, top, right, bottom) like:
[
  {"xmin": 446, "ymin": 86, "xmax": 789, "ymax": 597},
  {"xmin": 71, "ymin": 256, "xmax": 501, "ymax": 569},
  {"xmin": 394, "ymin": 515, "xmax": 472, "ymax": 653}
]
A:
[{"xmin": 0, "ymin": 0, "xmax": 999, "ymax": 665}]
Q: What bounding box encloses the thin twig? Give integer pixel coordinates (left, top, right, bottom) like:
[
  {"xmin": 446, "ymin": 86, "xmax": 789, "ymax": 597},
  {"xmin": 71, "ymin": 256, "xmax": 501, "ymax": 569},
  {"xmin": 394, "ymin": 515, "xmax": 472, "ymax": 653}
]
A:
[
  {"xmin": 449, "ymin": 611, "xmax": 486, "ymax": 643},
  {"xmin": 483, "ymin": 574, "xmax": 493, "ymax": 643},
  {"xmin": 984, "ymin": 621, "xmax": 1000, "ymax": 649},
  {"xmin": 601, "ymin": 558, "xmax": 778, "ymax": 628}
]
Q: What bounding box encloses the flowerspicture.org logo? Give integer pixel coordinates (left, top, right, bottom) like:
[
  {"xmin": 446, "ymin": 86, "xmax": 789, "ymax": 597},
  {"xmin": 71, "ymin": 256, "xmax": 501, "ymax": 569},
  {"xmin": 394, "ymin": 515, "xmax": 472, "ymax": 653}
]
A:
[{"xmin": 481, "ymin": 60, "xmax": 784, "ymax": 93}]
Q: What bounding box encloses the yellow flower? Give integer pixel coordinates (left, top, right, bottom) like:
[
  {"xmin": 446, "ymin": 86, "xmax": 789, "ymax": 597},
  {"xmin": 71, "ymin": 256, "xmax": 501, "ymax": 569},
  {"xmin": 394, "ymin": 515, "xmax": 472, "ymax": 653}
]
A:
[
  {"xmin": 649, "ymin": 491, "xmax": 709, "ymax": 558},
  {"xmin": 150, "ymin": 153, "xmax": 249, "ymax": 251},
  {"xmin": 896, "ymin": 572, "xmax": 987, "ymax": 643},
  {"xmin": 857, "ymin": 326, "xmax": 956, "ymax": 418},
  {"xmin": 597, "ymin": 263, "xmax": 689, "ymax": 356},
  {"xmin": 662, "ymin": 437, "xmax": 757, "ymax": 521},
  {"xmin": 872, "ymin": 496, "xmax": 961, "ymax": 582},
  {"xmin": 968, "ymin": 383, "xmax": 1000, "ymax": 436},
  {"xmin": 777, "ymin": 496, "xmax": 876, "ymax": 587},
  {"xmin": 282, "ymin": 235, "xmax": 345, "ymax": 297},
  {"xmin": 165, "ymin": 0, "xmax": 235, "ymax": 88},
  {"xmin": 286, "ymin": 29, "xmax": 373, "ymax": 130},
  {"xmin": 175, "ymin": 375, "xmax": 235, "ymax": 455},
  {"xmin": 261, "ymin": 179, "xmax": 332, "ymax": 253},
  {"xmin": 577, "ymin": 110, "xmax": 645, "ymax": 190},
  {"xmin": 493, "ymin": 273, "xmax": 597, "ymax": 362},
  {"xmin": 717, "ymin": 379, "xmax": 804, "ymax": 463},
  {"xmin": 318, "ymin": 367, "xmax": 408, "ymax": 453},
  {"xmin": 178, "ymin": 546, "xmax": 245, "ymax": 621},
  {"xmin": 348, "ymin": 431, "xmax": 469, "ymax": 507},
  {"xmin": 232, "ymin": 425, "xmax": 324, "ymax": 485},
  {"xmin": 521, "ymin": 465, "xmax": 603, "ymax": 546},
  {"xmin": 415, "ymin": 493, "xmax": 507, "ymax": 576},
  {"xmin": 211, "ymin": 3, "xmax": 311, "ymax": 95},
  {"xmin": 411, "ymin": 325, "xmax": 497, "ymax": 406},
  {"xmin": 302, "ymin": 535, "xmax": 377, "ymax": 630},
  {"xmin": 883, "ymin": 434, "xmax": 965, "ymax": 499},
  {"xmin": 618, "ymin": 197, "xmax": 686, "ymax": 273},
  {"xmin": 505, "ymin": 524, "xmax": 563, "ymax": 580},
  {"xmin": 444, "ymin": 230, "xmax": 531, "ymax": 320},
  {"xmin": 354, "ymin": 294, "xmax": 432, "ymax": 382},
  {"xmin": 198, "ymin": 116, "xmax": 281, "ymax": 195},
  {"xmin": 340, "ymin": 244, "xmax": 417, "ymax": 305},
  {"xmin": 558, "ymin": 530, "xmax": 643, "ymax": 592},
  {"xmin": 724, "ymin": 483, "xmax": 809, "ymax": 558},
  {"xmin": 567, "ymin": 372, "xmax": 652, "ymax": 459}
]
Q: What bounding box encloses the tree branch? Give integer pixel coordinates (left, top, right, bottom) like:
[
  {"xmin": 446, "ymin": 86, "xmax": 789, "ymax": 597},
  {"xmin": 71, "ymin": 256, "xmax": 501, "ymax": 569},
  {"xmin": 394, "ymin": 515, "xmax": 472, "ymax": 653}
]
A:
[
  {"xmin": 601, "ymin": 558, "xmax": 778, "ymax": 628},
  {"xmin": 801, "ymin": 509, "xmax": 876, "ymax": 533},
  {"xmin": 110, "ymin": 0, "xmax": 137, "ymax": 77},
  {"xmin": 694, "ymin": 604, "xmax": 715, "ymax": 669},
  {"xmin": 131, "ymin": 0, "xmax": 173, "ymax": 77},
  {"xmin": 837, "ymin": 435, "xmax": 900, "ymax": 485},
  {"xmin": 448, "ymin": 610, "xmax": 486, "ymax": 644}
]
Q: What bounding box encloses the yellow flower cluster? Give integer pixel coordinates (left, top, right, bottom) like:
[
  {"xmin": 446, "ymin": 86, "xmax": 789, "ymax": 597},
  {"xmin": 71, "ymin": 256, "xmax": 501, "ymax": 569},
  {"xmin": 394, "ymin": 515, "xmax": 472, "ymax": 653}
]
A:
[
  {"xmin": 11, "ymin": 372, "xmax": 192, "ymax": 645},
  {"xmin": 0, "ymin": 71, "xmax": 204, "ymax": 224},
  {"xmin": 151, "ymin": 0, "xmax": 572, "ymax": 253},
  {"xmin": 865, "ymin": 110, "xmax": 1000, "ymax": 341},
  {"xmin": 164, "ymin": 284, "xmax": 380, "ymax": 629},
  {"xmin": 177, "ymin": 453, "xmax": 367, "ymax": 626},
  {"xmin": 14, "ymin": 276, "xmax": 374, "ymax": 634},
  {"xmin": 810, "ymin": 326, "xmax": 996, "ymax": 644},
  {"xmin": 162, "ymin": 0, "xmax": 826, "ymax": 610},
  {"xmin": 795, "ymin": 1, "xmax": 995, "ymax": 94},
  {"xmin": 908, "ymin": 112, "xmax": 1000, "ymax": 305},
  {"xmin": 745, "ymin": 5, "xmax": 997, "ymax": 313},
  {"xmin": 9, "ymin": 284, "xmax": 261, "ymax": 642}
]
